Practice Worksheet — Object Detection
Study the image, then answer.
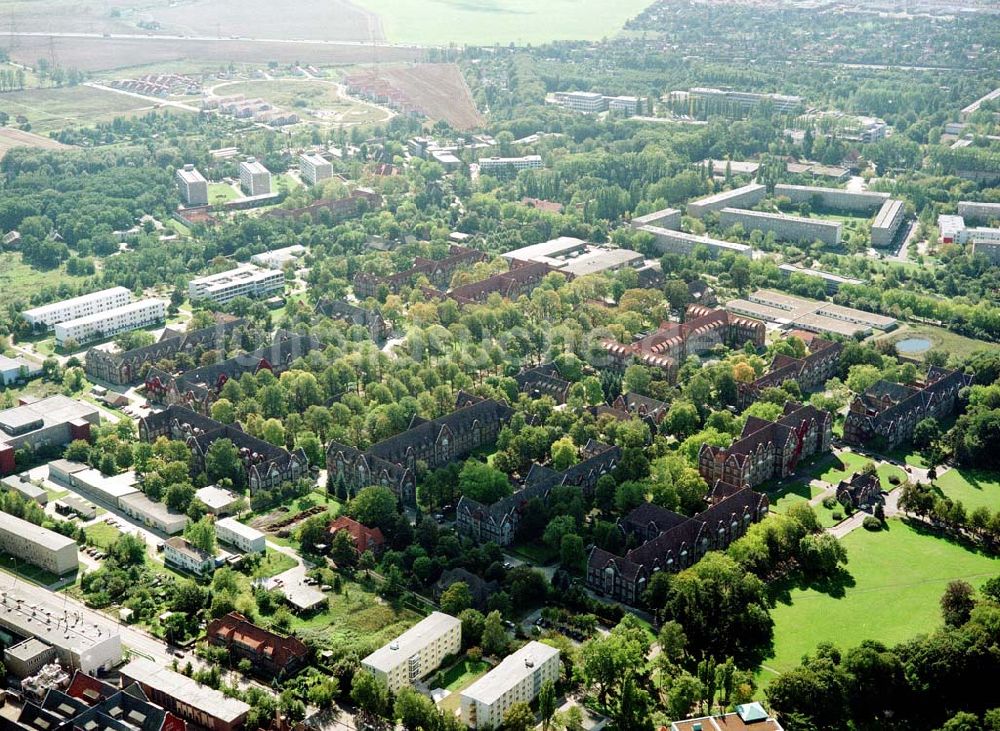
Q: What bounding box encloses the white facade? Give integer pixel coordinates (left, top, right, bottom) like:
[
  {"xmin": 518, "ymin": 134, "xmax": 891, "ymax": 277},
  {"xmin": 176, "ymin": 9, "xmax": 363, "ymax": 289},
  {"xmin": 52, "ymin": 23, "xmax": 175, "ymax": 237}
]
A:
[
  {"xmin": 239, "ymin": 158, "xmax": 272, "ymax": 196},
  {"xmin": 300, "ymin": 153, "xmax": 333, "ymax": 185},
  {"xmin": 631, "ymin": 207, "xmax": 681, "ymax": 231},
  {"xmin": 0, "ymin": 510, "xmax": 78, "ymax": 575},
  {"xmin": 687, "ymin": 183, "xmax": 766, "ymax": 218},
  {"xmin": 176, "ymin": 164, "xmax": 208, "ymax": 206},
  {"xmin": 23, "ymin": 287, "xmax": 132, "ymax": 330},
  {"xmin": 163, "ymin": 537, "xmax": 215, "ymax": 575},
  {"xmin": 119, "ymin": 492, "xmax": 188, "ymax": 535},
  {"xmin": 362, "ymin": 612, "xmax": 461, "ymax": 693},
  {"xmin": 215, "ymin": 517, "xmax": 265, "ymax": 554},
  {"xmin": 871, "ymin": 199, "xmax": 905, "ymax": 247},
  {"xmin": 250, "ymin": 245, "xmax": 307, "ymax": 269},
  {"xmin": 460, "ymin": 642, "xmax": 560, "ymax": 729},
  {"xmin": 477, "ymin": 156, "xmax": 542, "ymax": 176},
  {"xmin": 54, "ymin": 299, "xmax": 166, "ymax": 347},
  {"xmin": 188, "ymin": 264, "xmax": 285, "ymax": 304},
  {"xmin": 640, "ymin": 225, "xmax": 752, "ymax": 259},
  {"xmin": 938, "ymin": 215, "xmax": 968, "ymax": 244}
]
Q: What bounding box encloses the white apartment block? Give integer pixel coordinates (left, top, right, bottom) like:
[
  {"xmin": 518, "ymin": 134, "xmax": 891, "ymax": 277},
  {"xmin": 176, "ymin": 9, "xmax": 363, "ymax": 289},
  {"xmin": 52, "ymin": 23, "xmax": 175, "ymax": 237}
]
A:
[
  {"xmin": 239, "ymin": 157, "xmax": 272, "ymax": 196},
  {"xmin": 631, "ymin": 207, "xmax": 681, "ymax": 231},
  {"xmin": 54, "ymin": 299, "xmax": 167, "ymax": 347},
  {"xmin": 188, "ymin": 264, "xmax": 285, "ymax": 305},
  {"xmin": 300, "ymin": 153, "xmax": 333, "ymax": 185},
  {"xmin": 938, "ymin": 215, "xmax": 968, "ymax": 244},
  {"xmin": 460, "ymin": 641, "xmax": 560, "ymax": 729},
  {"xmin": 163, "ymin": 537, "xmax": 215, "ymax": 575},
  {"xmin": 687, "ymin": 183, "xmax": 766, "ymax": 218},
  {"xmin": 973, "ymin": 238, "xmax": 1000, "ymax": 265},
  {"xmin": 362, "ymin": 612, "xmax": 461, "ymax": 693},
  {"xmin": 23, "ymin": 287, "xmax": 132, "ymax": 330},
  {"xmin": 554, "ymin": 91, "xmax": 607, "ymax": 114},
  {"xmin": 773, "ymin": 184, "xmax": 889, "ymax": 213},
  {"xmin": 871, "ymin": 199, "xmax": 906, "ymax": 247},
  {"xmin": 719, "ymin": 207, "xmax": 842, "ymax": 247},
  {"xmin": 477, "ymin": 156, "xmax": 542, "ymax": 176},
  {"xmin": 689, "ymin": 87, "xmax": 803, "ymax": 115},
  {"xmin": 176, "ymin": 164, "xmax": 209, "ymax": 206},
  {"xmin": 215, "ymin": 517, "xmax": 265, "ymax": 554},
  {"xmin": 958, "ymin": 200, "xmax": 1000, "ymax": 224},
  {"xmin": 640, "ymin": 225, "xmax": 752, "ymax": 259},
  {"xmin": 0, "ymin": 510, "xmax": 78, "ymax": 575}
]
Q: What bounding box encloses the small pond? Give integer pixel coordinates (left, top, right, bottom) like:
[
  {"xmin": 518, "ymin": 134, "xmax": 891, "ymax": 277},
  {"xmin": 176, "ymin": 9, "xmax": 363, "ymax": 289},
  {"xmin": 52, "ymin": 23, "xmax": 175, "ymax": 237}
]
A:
[{"xmin": 895, "ymin": 337, "xmax": 932, "ymax": 354}]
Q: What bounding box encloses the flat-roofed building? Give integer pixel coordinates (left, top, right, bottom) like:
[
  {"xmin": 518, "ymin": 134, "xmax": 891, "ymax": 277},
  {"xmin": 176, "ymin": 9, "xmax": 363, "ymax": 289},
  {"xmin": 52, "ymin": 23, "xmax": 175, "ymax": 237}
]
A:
[
  {"xmin": 215, "ymin": 517, "xmax": 265, "ymax": 554},
  {"xmin": 238, "ymin": 157, "xmax": 271, "ymax": 196},
  {"xmin": 188, "ymin": 264, "xmax": 285, "ymax": 305},
  {"xmin": 960, "ymin": 87, "xmax": 1000, "ymax": 121},
  {"xmin": 671, "ymin": 702, "xmax": 783, "ymax": 731},
  {"xmin": 0, "ymin": 355, "xmax": 41, "ymax": 386},
  {"xmin": 4, "ymin": 637, "xmax": 57, "ymax": 678},
  {"xmin": 778, "ymin": 264, "xmax": 862, "ymax": 293},
  {"xmin": 688, "ymin": 87, "xmax": 802, "ymax": 116},
  {"xmin": 871, "ymin": 199, "xmax": 906, "ymax": 247},
  {"xmin": 299, "ymin": 153, "xmax": 333, "ymax": 185},
  {"xmin": 477, "ymin": 155, "xmax": 542, "ymax": 177},
  {"xmin": 48, "ymin": 461, "xmax": 139, "ymax": 506},
  {"xmin": 687, "ymin": 183, "xmax": 765, "ymax": 218},
  {"xmin": 501, "ymin": 237, "xmax": 646, "ymax": 277},
  {"xmin": 0, "ymin": 577, "xmax": 121, "ymax": 674},
  {"xmin": 0, "ymin": 510, "xmax": 78, "ymax": 575},
  {"xmin": 54, "ymin": 299, "xmax": 167, "ymax": 347},
  {"xmin": 640, "ymin": 226, "xmax": 752, "ymax": 259},
  {"xmin": 23, "ymin": 287, "xmax": 132, "ymax": 330},
  {"xmin": 719, "ymin": 208, "xmax": 842, "ymax": 247},
  {"xmin": 958, "ymin": 200, "xmax": 1000, "ymax": 224},
  {"xmin": 176, "ymin": 164, "xmax": 208, "ymax": 206},
  {"xmin": 631, "ymin": 207, "xmax": 681, "ymax": 230},
  {"xmin": 972, "ymin": 231, "xmax": 1000, "ymax": 265},
  {"xmin": 361, "ymin": 612, "xmax": 461, "ymax": 693},
  {"xmin": 773, "ymin": 184, "xmax": 889, "ymax": 213},
  {"xmin": 0, "ymin": 396, "xmax": 100, "ymax": 474},
  {"xmin": 250, "ymin": 244, "xmax": 306, "ymax": 269},
  {"xmin": 726, "ymin": 289, "xmax": 896, "ymax": 337},
  {"xmin": 552, "ymin": 91, "xmax": 607, "ymax": 113},
  {"xmin": 195, "ymin": 485, "xmax": 242, "ymax": 515},
  {"xmin": 460, "ymin": 641, "xmax": 560, "ymax": 729},
  {"xmin": 120, "ymin": 658, "xmax": 250, "ymax": 731},
  {"xmin": 2, "ymin": 473, "xmax": 48, "ymax": 504},
  {"xmin": 938, "ymin": 214, "xmax": 968, "ymax": 244},
  {"xmin": 119, "ymin": 492, "xmax": 188, "ymax": 535}
]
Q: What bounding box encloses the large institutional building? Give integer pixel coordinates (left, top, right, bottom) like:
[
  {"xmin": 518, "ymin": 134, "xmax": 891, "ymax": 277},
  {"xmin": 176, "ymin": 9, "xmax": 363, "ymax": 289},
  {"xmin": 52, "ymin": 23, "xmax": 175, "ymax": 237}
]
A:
[
  {"xmin": 871, "ymin": 198, "xmax": 906, "ymax": 247},
  {"xmin": 727, "ymin": 290, "xmax": 897, "ymax": 338},
  {"xmin": 54, "ymin": 298, "xmax": 167, "ymax": 347},
  {"xmin": 477, "ymin": 155, "xmax": 542, "ymax": 176},
  {"xmin": 23, "ymin": 287, "xmax": 132, "ymax": 330},
  {"xmin": 0, "ymin": 396, "xmax": 100, "ymax": 474},
  {"xmin": 361, "ymin": 612, "xmax": 461, "ymax": 693},
  {"xmin": 460, "ymin": 641, "xmax": 560, "ymax": 729},
  {"xmin": 299, "ymin": 152, "xmax": 334, "ymax": 185},
  {"xmin": 640, "ymin": 225, "xmax": 752, "ymax": 259},
  {"xmin": 238, "ymin": 157, "xmax": 272, "ymax": 196},
  {"xmin": 0, "ymin": 510, "xmax": 78, "ymax": 575},
  {"xmin": 686, "ymin": 183, "xmax": 766, "ymax": 218},
  {"xmin": 737, "ymin": 336, "xmax": 843, "ymax": 411},
  {"xmin": 176, "ymin": 164, "xmax": 209, "ymax": 206},
  {"xmin": 773, "ymin": 184, "xmax": 889, "ymax": 213},
  {"xmin": 188, "ymin": 264, "xmax": 285, "ymax": 305},
  {"xmin": 719, "ymin": 207, "xmax": 842, "ymax": 246}
]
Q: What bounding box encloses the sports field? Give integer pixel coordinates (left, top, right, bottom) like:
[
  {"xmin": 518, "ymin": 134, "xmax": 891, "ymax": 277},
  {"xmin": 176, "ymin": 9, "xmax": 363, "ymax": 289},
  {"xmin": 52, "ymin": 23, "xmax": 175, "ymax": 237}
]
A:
[
  {"xmin": 760, "ymin": 519, "xmax": 1000, "ymax": 684},
  {"xmin": 355, "ymin": 0, "xmax": 653, "ymax": 45}
]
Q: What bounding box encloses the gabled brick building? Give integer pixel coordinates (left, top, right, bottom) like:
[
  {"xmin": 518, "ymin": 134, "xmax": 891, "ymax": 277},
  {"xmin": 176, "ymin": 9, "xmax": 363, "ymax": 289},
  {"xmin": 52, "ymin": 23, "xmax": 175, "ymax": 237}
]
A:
[
  {"xmin": 736, "ymin": 337, "xmax": 843, "ymax": 411},
  {"xmin": 699, "ymin": 402, "xmax": 832, "ymax": 488},
  {"xmin": 514, "ymin": 363, "xmax": 571, "ymax": 404},
  {"xmin": 328, "ymin": 515, "xmax": 385, "ymax": 555},
  {"xmin": 843, "ymin": 366, "xmax": 972, "ymax": 450},
  {"xmin": 326, "ymin": 394, "xmax": 514, "ymax": 506},
  {"xmin": 586, "ymin": 482, "xmax": 769, "ymax": 605},
  {"xmin": 836, "ymin": 472, "xmax": 884, "ymax": 510},
  {"xmin": 602, "ymin": 304, "xmax": 765, "ymax": 381},
  {"xmin": 315, "ymin": 299, "xmax": 389, "ymax": 341},
  {"xmin": 352, "ymin": 244, "xmax": 486, "ymax": 298},
  {"xmin": 206, "ymin": 612, "xmax": 308, "ymax": 678}
]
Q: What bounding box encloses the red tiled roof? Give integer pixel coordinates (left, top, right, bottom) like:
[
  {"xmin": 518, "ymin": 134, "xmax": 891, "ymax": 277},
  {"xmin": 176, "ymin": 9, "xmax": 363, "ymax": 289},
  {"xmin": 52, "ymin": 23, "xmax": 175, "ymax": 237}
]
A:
[
  {"xmin": 329, "ymin": 515, "xmax": 385, "ymax": 553},
  {"xmin": 206, "ymin": 612, "xmax": 308, "ymax": 669}
]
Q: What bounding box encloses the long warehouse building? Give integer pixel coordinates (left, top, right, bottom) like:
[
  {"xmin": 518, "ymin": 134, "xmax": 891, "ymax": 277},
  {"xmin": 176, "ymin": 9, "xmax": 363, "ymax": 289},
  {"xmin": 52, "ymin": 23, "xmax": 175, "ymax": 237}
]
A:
[
  {"xmin": 719, "ymin": 207, "xmax": 842, "ymax": 246},
  {"xmin": 22, "ymin": 287, "xmax": 132, "ymax": 330},
  {"xmin": 0, "ymin": 510, "xmax": 78, "ymax": 575},
  {"xmin": 687, "ymin": 183, "xmax": 766, "ymax": 218}
]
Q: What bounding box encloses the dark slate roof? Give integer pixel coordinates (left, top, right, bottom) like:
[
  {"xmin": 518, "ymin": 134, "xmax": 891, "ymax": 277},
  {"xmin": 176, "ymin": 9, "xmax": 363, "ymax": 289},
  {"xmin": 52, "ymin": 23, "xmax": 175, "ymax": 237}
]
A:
[
  {"xmin": 315, "ymin": 299, "xmax": 382, "ymax": 326},
  {"xmin": 621, "ymin": 502, "xmax": 688, "ymax": 535},
  {"xmin": 87, "ymin": 318, "xmax": 247, "ymax": 370}
]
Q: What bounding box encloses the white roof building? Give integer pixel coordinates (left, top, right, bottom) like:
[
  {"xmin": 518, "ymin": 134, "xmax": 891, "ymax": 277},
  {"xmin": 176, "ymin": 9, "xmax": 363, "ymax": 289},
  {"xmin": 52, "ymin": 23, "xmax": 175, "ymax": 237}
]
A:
[{"xmin": 460, "ymin": 641, "xmax": 561, "ymax": 729}]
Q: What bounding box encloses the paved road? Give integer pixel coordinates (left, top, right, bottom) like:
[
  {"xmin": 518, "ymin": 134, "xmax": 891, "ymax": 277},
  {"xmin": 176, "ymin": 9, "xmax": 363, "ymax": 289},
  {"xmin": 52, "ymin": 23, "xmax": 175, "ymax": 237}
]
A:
[{"xmin": 3, "ymin": 31, "xmax": 421, "ymax": 49}]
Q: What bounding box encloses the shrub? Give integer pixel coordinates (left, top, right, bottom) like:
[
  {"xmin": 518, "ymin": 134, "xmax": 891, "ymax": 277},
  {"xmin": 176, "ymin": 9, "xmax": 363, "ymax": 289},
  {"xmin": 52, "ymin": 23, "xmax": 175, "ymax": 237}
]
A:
[
  {"xmin": 863, "ymin": 516, "xmax": 882, "ymax": 531},
  {"xmin": 822, "ymin": 495, "xmax": 838, "ymax": 510},
  {"xmin": 889, "ymin": 475, "xmax": 901, "ymax": 485},
  {"xmin": 832, "ymin": 511, "xmax": 844, "ymax": 521}
]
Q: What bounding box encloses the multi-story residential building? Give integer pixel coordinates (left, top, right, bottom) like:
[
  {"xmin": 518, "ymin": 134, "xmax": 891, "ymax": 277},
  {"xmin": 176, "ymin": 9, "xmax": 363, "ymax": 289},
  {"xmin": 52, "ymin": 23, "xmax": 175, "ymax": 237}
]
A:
[
  {"xmin": 138, "ymin": 405, "xmax": 310, "ymax": 494},
  {"xmin": 188, "ymin": 264, "xmax": 285, "ymax": 305},
  {"xmin": 719, "ymin": 207, "xmax": 842, "ymax": 247},
  {"xmin": 736, "ymin": 337, "xmax": 843, "ymax": 410},
  {"xmin": 0, "ymin": 510, "xmax": 78, "ymax": 575},
  {"xmin": 120, "ymin": 658, "xmax": 251, "ymax": 731},
  {"xmin": 460, "ymin": 642, "xmax": 560, "ymax": 729},
  {"xmin": 215, "ymin": 517, "xmax": 265, "ymax": 554},
  {"xmin": 163, "ymin": 536, "xmax": 215, "ymax": 575},
  {"xmin": 327, "ymin": 394, "xmax": 515, "ymax": 506},
  {"xmin": 778, "ymin": 264, "xmax": 862, "ymax": 293},
  {"xmin": 844, "ymin": 366, "xmax": 972, "ymax": 450},
  {"xmin": 206, "ymin": 612, "xmax": 308, "ymax": 678},
  {"xmin": 687, "ymin": 87, "xmax": 803, "ymax": 116},
  {"xmin": 476, "ymin": 155, "xmax": 542, "ymax": 177},
  {"xmin": 0, "ymin": 396, "xmax": 100, "ymax": 475},
  {"xmin": 871, "ymin": 199, "xmax": 906, "ymax": 247},
  {"xmin": 958, "ymin": 200, "xmax": 1000, "ymax": 225},
  {"xmin": 238, "ymin": 157, "xmax": 271, "ymax": 196},
  {"xmin": 773, "ymin": 184, "xmax": 889, "ymax": 213},
  {"xmin": 959, "ymin": 87, "xmax": 1000, "ymax": 121},
  {"xmin": 299, "ymin": 153, "xmax": 334, "ymax": 185},
  {"xmin": 631, "ymin": 207, "xmax": 681, "ymax": 230},
  {"xmin": 699, "ymin": 402, "xmax": 832, "ymax": 488},
  {"xmin": 0, "ymin": 579, "xmax": 121, "ymax": 674},
  {"xmin": 588, "ymin": 483, "xmax": 769, "ymax": 605},
  {"xmin": 686, "ymin": 183, "xmax": 766, "ymax": 218},
  {"xmin": 671, "ymin": 703, "xmax": 784, "ymax": 731},
  {"xmin": 54, "ymin": 299, "xmax": 167, "ymax": 347},
  {"xmin": 456, "ymin": 441, "xmax": 620, "ymax": 546},
  {"xmin": 176, "ymin": 164, "xmax": 209, "ymax": 206},
  {"xmin": 23, "ymin": 287, "xmax": 132, "ymax": 330},
  {"xmin": 119, "ymin": 491, "xmax": 188, "ymax": 534},
  {"xmin": 972, "ymin": 237, "xmax": 1000, "ymax": 265},
  {"xmin": 361, "ymin": 612, "xmax": 462, "ymax": 693},
  {"xmin": 640, "ymin": 225, "xmax": 752, "ymax": 259},
  {"xmin": 601, "ymin": 304, "xmax": 765, "ymax": 381}
]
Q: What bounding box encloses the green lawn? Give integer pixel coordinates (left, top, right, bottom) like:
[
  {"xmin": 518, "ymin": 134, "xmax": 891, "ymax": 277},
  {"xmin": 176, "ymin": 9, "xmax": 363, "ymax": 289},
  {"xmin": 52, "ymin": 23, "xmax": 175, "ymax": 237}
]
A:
[
  {"xmin": 815, "ymin": 451, "xmax": 869, "ymax": 484},
  {"xmin": 252, "ymin": 548, "xmax": 298, "ymax": 578},
  {"xmin": 760, "ymin": 519, "xmax": 1000, "ymax": 686},
  {"xmin": 877, "ymin": 463, "xmax": 908, "ymax": 491},
  {"xmin": 84, "ymin": 521, "xmax": 122, "ymax": 549},
  {"xmin": 0, "ymin": 554, "xmax": 67, "ymax": 586},
  {"xmin": 439, "ymin": 657, "xmax": 490, "ymax": 691},
  {"xmin": 208, "ymin": 183, "xmax": 240, "ymax": 204},
  {"xmin": 354, "ymin": 0, "xmax": 652, "ymax": 44},
  {"xmin": 933, "ymin": 468, "xmax": 1000, "ymax": 512},
  {"xmin": 0, "ymin": 252, "xmax": 91, "ymax": 309},
  {"xmin": 877, "ymin": 323, "xmax": 996, "ymax": 363},
  {"xmin": 766, "ymin": 482, "xmax": 822, "ymax": 516},
  {"xmin": 0, "ymin": 85, "xmax": 155, "ymax": 133}
]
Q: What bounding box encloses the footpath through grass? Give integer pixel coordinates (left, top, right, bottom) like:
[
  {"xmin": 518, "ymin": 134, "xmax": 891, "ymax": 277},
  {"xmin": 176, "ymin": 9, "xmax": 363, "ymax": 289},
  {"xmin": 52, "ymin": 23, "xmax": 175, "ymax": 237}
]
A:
[{"xmin": 760, "ymin": 518, "xmax": 1000, "ymax": 687}]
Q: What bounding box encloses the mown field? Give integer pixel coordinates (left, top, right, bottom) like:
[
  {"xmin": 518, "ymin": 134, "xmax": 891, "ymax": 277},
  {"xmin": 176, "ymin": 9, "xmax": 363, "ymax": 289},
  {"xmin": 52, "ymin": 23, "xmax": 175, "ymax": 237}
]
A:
[
  {"xmin": 878, "ymin": 323, "xmax": 995, "ymax": 362},
  {"xmin": 0, "ymin": 85, "xmax": 156, "ymax": 133}
]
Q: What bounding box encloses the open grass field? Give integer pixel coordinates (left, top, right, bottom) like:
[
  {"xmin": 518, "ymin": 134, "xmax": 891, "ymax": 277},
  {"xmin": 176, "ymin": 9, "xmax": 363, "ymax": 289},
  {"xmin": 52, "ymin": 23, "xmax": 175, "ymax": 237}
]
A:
[
  {"xmin": 877, "ymin": 462, "xmax": 908, "ymax": 491},
  {"xmin": 933, "ymin": 468, "xmax": 1000, "ymax": 512},
  {"xmin": 85, "ymin": 521, "xmax": 123, "ymax": 550},
  {"xmin": 0, "ymin": 126, "xmax": 72, "ymax": 158},
  {"xmin": 208, "ymin": 79, "xmax": 390, "ymax": 125},
  {"xmin": 0, "ymin": 85, "xmax": 155, "ymax": 133},
  {"xmin": 355, "ymin": 0, "xmax": 653, "ymax": 45},
  {"xmin": 760, "ymin": 518, "xmax": 1000, "ymax": 686},
  {"xmin": 208, "ymin": 183, "xmax": 241, "ymax": 205},
  {"xmin": 0, "ymin": 253, "xmax": 91, "ymax": 307},
  {"xmin": 251, "ymin": 548, "xmax": 298, "ymax": 579},
  {"xmin": 877, "ymin": 323, "xmax": 995, "ymax": 362},
  {"xmin": 814, "ymin": 450, "xmax": 869, "ymax": 484},
  {"xmin": 440, "ymin": 657, "xmax": 490, "ymax": 691},
  {"xmin": 765, "ymin": 481, "xmax": 823, "ymax": 516}
]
